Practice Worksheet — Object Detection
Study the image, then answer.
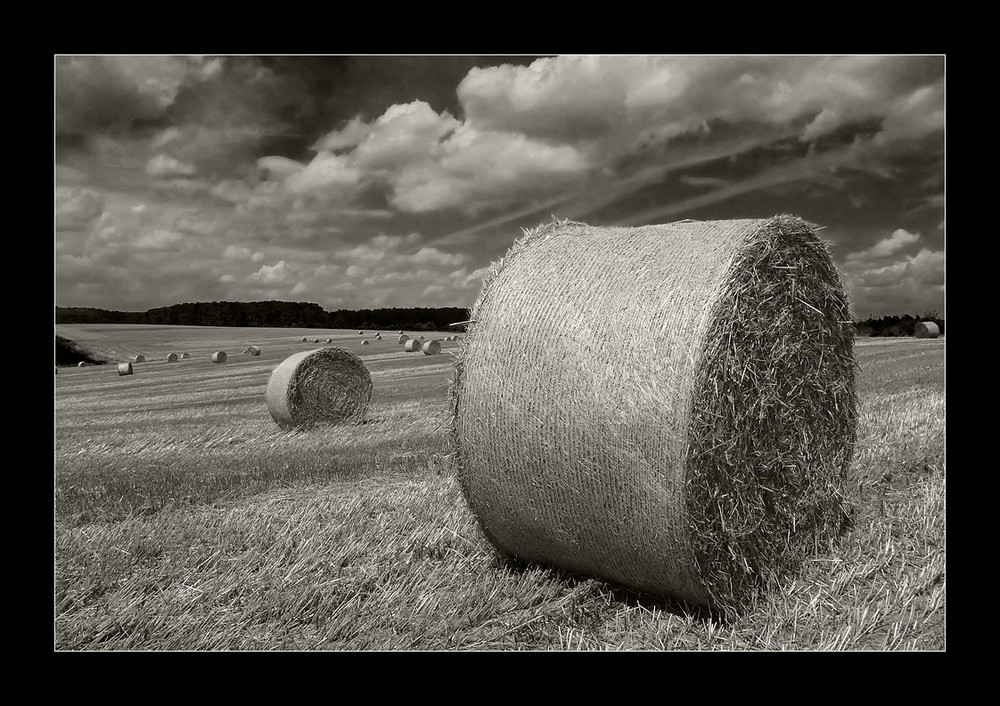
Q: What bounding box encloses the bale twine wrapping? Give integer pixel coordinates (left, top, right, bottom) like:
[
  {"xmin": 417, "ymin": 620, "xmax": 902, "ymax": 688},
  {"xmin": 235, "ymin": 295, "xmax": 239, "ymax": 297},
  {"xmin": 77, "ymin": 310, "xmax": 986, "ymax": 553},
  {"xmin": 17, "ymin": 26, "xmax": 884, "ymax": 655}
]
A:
[
  {"xmin": 117, "ymin": 362, "xmax": 133, "ymax": 376},
  {"xmin": 212, "ymin": 351, "xmax": 227, "ymax": 363},
  {"xmin": 915, "ymin": 321, "xmax": 940, "ymax": 338},
  {"xmin": 422, "ymin": 340, "xmax": 442, "ymax": 355},
  {"xmin": 167, "ymin": 353, "xmax": 179, "ymax": 362},
  {"xmin": 404, "ymin": 339, "xmax": 422, "ymax": 352},
  {"xmin": 398, "ymin": 334, "xmax": 409, "ymax": 344},
  {"xmin": 265, "ymin": 347, "xmax": 372, "ymax": 429},
  {"xmin": 450, "ymin": 216, "xmax": 857, "ymax": 614}
]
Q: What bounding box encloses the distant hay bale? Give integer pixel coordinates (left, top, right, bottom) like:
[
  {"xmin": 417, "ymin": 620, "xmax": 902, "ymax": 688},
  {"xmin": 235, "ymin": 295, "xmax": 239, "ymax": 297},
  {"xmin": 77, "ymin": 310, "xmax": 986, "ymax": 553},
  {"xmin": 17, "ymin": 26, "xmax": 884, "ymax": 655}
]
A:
[
  {"xmin": 167, "ymin": 353, "xmax": 179, "ymax": 362},
  {"xmin": 362, "ymin": 340, "xmax": 370, "ymax": 345},
  {"xmin": 398, "ymin": 334, "xmax": 409, "ymax": 344},
  {"xmin": 326, "ymin": 338, "xmax": 333, "ymax": 344},
  {"xmin": 302, "ymin": 337, "xmax": 308, "ymax": 342},
  {"xmin": 132, "ymin": 354, "xmax": 145, "ymax": 363},
  {"xmin": 450, "ymin": 216, "xmax": 857, "ymax": 615},
  {"xmin": 422, "ymin": 340, "xmax": 442, "ymax": 356},
  {"xmin": 212, "ymin": 351, "xmax": 227, "ymax": 363},
  {"xmin": 243, "ymin": 346, "xmax": 261, "ymax": 356},
  {"xmin": 181, "ymin": 352, "xmax": 191, "ymax": 359},
  {"xmin": 265, "ymin": 347, "xmax": 372, "ymax": 429},
  {"xmin": 398, "ymin": 330, "xmax": 404, "ymax": 334},
  {"xmin": 313, "ymin": 338, "xmax": 321, "ymax": 343},
  {"xmin": 404, "ymin": 339, "xmax": 422, "ymax": 352},
  {"xmin": 77, "ymin": 361, "xmax": 87, "ymax": 367},
  {"xmin": 915, "ymin": 321, "xmax": 940, "ymax": 338},
  {"xmin": 117, "ymin": 362, "xmax": 133, "ymax": 376},
  {"xmin": 418, "ymin": 335, "xmax": 425, "ymax": 341},
  {"xmin": 358, "ymin": 330, "xmax": 364, "ymax": 335}
]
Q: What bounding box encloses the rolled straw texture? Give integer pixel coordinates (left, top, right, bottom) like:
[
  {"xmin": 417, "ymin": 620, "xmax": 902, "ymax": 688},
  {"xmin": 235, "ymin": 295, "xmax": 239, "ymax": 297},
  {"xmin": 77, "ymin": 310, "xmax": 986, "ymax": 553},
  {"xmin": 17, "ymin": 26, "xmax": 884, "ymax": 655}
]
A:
[
  {"xmin": 450, "ymin": 216, "xmax": 857, "ymax": 614},
  {"xmin": 422, "ymin": 340, "xmax": 442, "ymax": 355},
  {"xmin": 212, "ymin": 351, "xmax": 227, "ymax": 363},
  {"xmin": 117, "ymin": 362, "xmax": 133, "ymax": 376},
  {"xmin": 915, "ymin": 321, "xmax": 940, "ymax": 338},
  {"xmin": 404, "ymin": 339, "xmax": 422, "ymax": 352},
  {"xmin": 398, "ymin": 334, "xmax": 409, "ymax": 344},
  {"xmin": 265, "ymin": 347, "xmax": 372, "ymax": 429}
]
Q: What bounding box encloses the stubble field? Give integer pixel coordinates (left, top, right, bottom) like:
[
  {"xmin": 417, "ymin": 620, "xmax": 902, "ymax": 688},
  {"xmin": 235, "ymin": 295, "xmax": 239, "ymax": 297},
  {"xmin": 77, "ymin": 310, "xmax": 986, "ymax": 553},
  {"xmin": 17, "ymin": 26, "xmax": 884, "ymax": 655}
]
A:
[{"xmin": 53, "ymin": 324, "xmax": 945, "ymax": 651}]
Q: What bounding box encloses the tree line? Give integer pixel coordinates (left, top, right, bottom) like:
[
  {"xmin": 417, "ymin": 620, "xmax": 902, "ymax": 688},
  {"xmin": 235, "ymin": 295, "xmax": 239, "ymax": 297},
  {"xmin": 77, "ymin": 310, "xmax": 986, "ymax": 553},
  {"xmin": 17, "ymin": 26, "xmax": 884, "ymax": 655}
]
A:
[
  {"xmin": 55, "ymin": 301, "xmax": 944, "ymax": 338},
  {"xmin": 854, "ymin": 312, "xmax": 944, "ymax": 338},
  {"xmin": 55, "ymin": 301, "xmax": 471, "ymax": 332}
]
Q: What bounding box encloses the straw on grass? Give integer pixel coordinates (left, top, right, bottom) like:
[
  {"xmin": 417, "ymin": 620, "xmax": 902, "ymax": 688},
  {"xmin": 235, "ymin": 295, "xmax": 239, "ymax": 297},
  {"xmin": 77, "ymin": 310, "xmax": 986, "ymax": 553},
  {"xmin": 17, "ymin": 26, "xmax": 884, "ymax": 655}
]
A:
[
  {"xmin": 450, "ymin": 216, "xmax": 857, "ymax": 617},
  {"xmin": 265, "ymin": 347, "xmax": 372, "ymax": 429}
]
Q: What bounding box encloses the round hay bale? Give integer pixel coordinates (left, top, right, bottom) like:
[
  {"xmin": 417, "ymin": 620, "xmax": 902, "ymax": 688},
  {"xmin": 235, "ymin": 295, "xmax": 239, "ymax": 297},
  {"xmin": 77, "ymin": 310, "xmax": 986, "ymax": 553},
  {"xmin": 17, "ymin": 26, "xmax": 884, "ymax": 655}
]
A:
[
  {"xmin": 77, "ymin": 361, "xmax": 87, "ymax": 367},
  {"xmin": 404, "ymin": 339, "xmax": 422, "ymax": 352},
  {"xmin": 302, "ymin": 337, "xmax": 308, "ymax": 342},
  {"xmin": 418, "ymin": 335, "xmax": 425, "ymax": 341},
  {"xmin": 422, "ymin": 340, "xmax": 442, "ymax": 356},
  {"xmin": 243, "ymin": 346, "xmax": 261, "ymax": 356},
  {"xmin": 265, "ymin": 347, "xmax": 372, "ymax": 429},
  {"xmin": 132, "ymin": 354, "xmax": 145, "ymax": 363},
  {"xmin": 181, "ymin": 352, "xmax": 191, "ymax": 359},
  {"xmin": 326, "ymin": 338, "xmax": 333, "ymax": 344},
  {"xmin": 212, "ymin": 351, "xmax": 227, "ymax": 363},
  {"xmin": 362, "ymin": 339, "xmax": 370, "ymax": 345},
  {"xmin": 358, "ymin": 330, "xmax": 363, "ymax": 335},
  {"xmin": 398, "ymin": 334, "xmax": 409, "ymax": 344},
  {"xmin": 398, "ymin": 330, "xmax": 404, "ymax": 334},
  {"xmin": 914, "ymin": 321, "xmax": 940, "ymax": 338},
  {"xmin": 450, "ymin": 216, "xmax": 857, "ymax": 615},
  {"xmin": 167, "ymin": 353, "xmax": 179, "ymax": 362},
  {"xmin": 117, "ymin": 362, "xmax": 133, "ymax": 376}
]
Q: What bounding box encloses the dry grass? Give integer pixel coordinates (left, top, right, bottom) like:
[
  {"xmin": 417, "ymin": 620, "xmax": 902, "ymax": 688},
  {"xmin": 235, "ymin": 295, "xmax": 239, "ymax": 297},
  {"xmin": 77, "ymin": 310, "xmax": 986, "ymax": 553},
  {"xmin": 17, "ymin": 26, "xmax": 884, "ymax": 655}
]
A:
[
  {"xmin": 54, "ymin": 324, "xmax": 943, "ymax": 651},
  {"xmin": 451, "ymin": 216, "xmax": 856, "ymax": 617},
  {"xmin": 265, "ymin": 347, "xmax": 372, "ymax": 430}
]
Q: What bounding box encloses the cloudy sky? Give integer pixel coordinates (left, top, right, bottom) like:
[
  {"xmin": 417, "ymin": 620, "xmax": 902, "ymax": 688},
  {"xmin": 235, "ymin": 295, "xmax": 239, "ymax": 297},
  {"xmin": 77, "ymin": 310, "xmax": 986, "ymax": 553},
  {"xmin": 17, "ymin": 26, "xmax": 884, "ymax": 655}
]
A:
[{"xmin": 55, "ymin": 55, "xmax": 945, "ymax": 319}]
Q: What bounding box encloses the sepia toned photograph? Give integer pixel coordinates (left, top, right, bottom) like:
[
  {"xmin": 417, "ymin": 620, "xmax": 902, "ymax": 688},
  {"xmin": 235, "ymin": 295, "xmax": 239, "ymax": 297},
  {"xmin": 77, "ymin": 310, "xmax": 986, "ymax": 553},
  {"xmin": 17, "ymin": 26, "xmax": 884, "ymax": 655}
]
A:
[{"xmin": 54, "ymin": 55, "xmax": 945, "ymax": 651}]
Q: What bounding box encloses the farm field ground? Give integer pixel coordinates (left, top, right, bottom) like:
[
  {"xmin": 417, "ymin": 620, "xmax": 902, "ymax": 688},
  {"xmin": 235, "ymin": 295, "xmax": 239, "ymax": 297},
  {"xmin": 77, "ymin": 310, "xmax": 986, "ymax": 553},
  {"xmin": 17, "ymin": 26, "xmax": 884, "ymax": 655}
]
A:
[{"xmin": 53, "ymin": 324, "xmax": 945, "ymax": 651}]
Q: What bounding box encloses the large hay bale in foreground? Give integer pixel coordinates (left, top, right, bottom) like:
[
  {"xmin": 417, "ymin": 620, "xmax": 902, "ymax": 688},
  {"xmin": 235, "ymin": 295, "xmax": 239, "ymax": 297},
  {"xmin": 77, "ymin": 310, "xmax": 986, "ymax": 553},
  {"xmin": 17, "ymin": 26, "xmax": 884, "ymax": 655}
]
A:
[
  {"xmin": 450, "ymin": 216, "xmax": 857, "ymax": 614},
  {"xmin": 117, "ymin": 362, "xmax": 133, "ymax": 376},
  {"xmin": 914, "ymin": 321, "xmax": 940, "ymax": 338},
  {"xmin": 212, "ymin": 351, "xmax": 227, "ymax": 363},
  {"xmin": 404, "ymin": 339, "xmax": 422, "ymax": 352},
  {"xmin": 422, "ymin": 340, "xmax": 442, "ymax": 355},
  {"xmin": 265, "ymin": 347, "xmax": 372, "ymax": 429}
]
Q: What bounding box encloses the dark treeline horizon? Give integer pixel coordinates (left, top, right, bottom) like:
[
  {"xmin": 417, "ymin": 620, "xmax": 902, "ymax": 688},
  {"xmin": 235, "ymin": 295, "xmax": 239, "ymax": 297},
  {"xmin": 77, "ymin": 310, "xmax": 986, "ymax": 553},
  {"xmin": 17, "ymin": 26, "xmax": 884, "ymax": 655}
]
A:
[
  {"xmin": 55, "ymin": 301, "xmax": 471, "ymax": 332},
  {"xmin": 54, "ymin": 301, "xmax": 944, "ymax": 338}
]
